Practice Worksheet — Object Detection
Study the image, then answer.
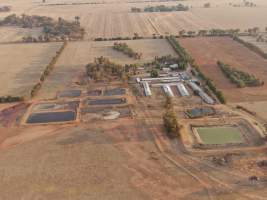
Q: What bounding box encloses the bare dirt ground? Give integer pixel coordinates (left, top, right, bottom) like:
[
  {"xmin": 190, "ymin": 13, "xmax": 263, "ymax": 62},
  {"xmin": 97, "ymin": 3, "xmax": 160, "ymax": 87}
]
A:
[
  {"xmin": 36, "ymin": 39, "xmax": 176, "ymax": 100},
  {"xmin": 178, "ymin": 36, "xmax": 267, "ymax": 103},
  {"xmin": 0, "ymin": 42, "xmax": 62, "ymax": 97}
]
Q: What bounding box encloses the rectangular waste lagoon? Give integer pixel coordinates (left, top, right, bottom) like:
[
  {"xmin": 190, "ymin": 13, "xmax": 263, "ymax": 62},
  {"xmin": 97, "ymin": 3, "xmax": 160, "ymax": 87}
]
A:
[
  {"xmin": 196, "ymin": 126, "xmax": 244, "ymax": 145},
  {"xmin": 57, "ymin": 90, "xmax": 81, "ymax": 98},
  {"xmin": 88, "ymin": 98, "xmax": 126, "ymax": 105},
  {"xmin": 26, "ymin": 111, "xmax": 76, "ymax": 124}
]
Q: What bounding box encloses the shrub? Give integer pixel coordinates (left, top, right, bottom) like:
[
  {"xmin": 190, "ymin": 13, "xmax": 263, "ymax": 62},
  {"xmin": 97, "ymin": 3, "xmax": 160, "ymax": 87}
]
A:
[
  {"xmin": 150, "ymin": 69, "xmax": 159, "ymax": 77},
  {"xmin": 163, "ymin": 108, "xmax": 180, "ymax": 138}
]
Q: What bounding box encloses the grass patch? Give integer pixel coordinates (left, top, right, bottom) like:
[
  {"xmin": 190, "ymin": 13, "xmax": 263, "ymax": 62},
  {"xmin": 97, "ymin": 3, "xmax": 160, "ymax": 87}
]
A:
[{"xmin": 196, "ymin": 126, "xmax": 243, "ymax": 145}]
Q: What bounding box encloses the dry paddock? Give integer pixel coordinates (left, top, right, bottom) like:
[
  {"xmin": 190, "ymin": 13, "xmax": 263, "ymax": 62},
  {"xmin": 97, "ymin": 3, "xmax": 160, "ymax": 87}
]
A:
[
  {"xmin": 0, "ymin": 42, "xmax": 63, "ymax": 97},
  {"xmin": 178, "ymin": 36, "xmax": 267, "ymax": 103}
]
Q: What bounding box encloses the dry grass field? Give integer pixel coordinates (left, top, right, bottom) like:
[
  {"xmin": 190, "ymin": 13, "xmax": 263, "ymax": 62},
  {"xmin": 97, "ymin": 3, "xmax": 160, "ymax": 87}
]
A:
[
  {"xmin": 0, "ymin": 42, "xmax": 62, "ymax": 97},
  {"xmin": 178, "ymin": 36, "xmax": 267, "ymax": 103},
  {"xmin": 37, "ymin": 39, "xmax": 176, "ymax": 99}
]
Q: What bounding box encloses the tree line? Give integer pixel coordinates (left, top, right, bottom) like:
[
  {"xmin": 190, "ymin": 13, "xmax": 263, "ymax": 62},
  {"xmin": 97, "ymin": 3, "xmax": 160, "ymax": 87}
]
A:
[
  {"xmin": 0, "ymin": 14, "xmax": 85, "ymax": 42},
  {"xmin": 30, "ymin": 41, "xmax": 68, "ymax": 97},
  {"xmin": 113, "ymin": 42, "xmax": 142, "ymax": 59},
  {"xmin": 0, "ymin": 96, "xmax": 24, "ymax": 103},
  {"xmin": 131, "ymin": 4, "xmax": 189, "ymax": 13},
  {"xmin": 166, "ymin": 35, "xmax": 192, "ymax": 70},
  {"xmin": 217, "ymin": 61, "xmax": 264, "ymax": 88},
  {"xmin": 163, "ymin": 96, "xmax": 180, "ymax": 138}
]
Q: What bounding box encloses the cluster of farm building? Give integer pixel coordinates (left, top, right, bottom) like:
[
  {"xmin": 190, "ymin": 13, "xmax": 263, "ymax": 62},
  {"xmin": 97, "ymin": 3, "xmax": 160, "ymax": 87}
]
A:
[{"xmin": 137, "ymin": 68, "xmax": 215, "ymax": 104}]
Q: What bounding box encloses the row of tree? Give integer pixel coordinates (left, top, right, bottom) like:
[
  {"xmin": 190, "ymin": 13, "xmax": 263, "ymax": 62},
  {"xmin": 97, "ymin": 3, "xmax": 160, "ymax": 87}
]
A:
[
  {"xmin": 131, "ymin": 4, "xmax": 189, "ymax": 13},
  {"xmin": 31, "ymin": 41, "xmax": 67, "ymax": 97},
  {"xmin": 178, "ymin": 29, "xmax": 241, "ymax": 37},
  {"xmin": 217, "ymin": 61, "xmax": 264, "ymax": 88},
  {"xmin": 163, "ymin": 96, "xmax": 180, "ymax": 138},
  {"xmin": 113, "ymin": 42, "xmax": 142, "ymax": 59},
  {"xmin": 166, "ymin": 35, "xmax": 192, "ymax": 69},
  {"xmin": 0, "ymin": 14, "xmax": 85, "ymax": 41},
  {"xmin": 0, "ymin": 96, "xmax": 24, "ymax": 103}
]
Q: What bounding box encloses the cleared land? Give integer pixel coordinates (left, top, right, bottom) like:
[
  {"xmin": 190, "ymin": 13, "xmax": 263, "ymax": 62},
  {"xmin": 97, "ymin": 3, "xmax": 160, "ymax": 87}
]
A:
[
  {"xmin": 0, "ymin": 0, "xmax": 267, "ymax": 41},
  {"xmin": 0, "ymin": 42, "xmax": 62, "ymax": 97},
  {"xmin": 28, "ymin": 5, "xmax": 267, "ymax": 39},
  {"xmin": 196, "ymin": 126, "xmax": 243, "ymax": 145},
  {"xmin": 37, "ymin": 39, "xmax": 176, "ymax": 99},
  {"xmin": 178, "ymin": 36, "xmax": 267, "ymax": 103}
]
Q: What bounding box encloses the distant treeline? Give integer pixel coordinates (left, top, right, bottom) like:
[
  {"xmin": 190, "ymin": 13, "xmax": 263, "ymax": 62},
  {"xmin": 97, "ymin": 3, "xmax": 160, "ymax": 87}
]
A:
[
  {"xmin": 44, "ymin": 0, "xmax": 187, "ymax": 6},
  {"xmin": 0, "ymin": 14, "xmax": 85, "ymax": 41},
  {"xmin": 0, "ymin": 96, "xmax": 24, "ymax": 103},
  {"xmin": 131, "ymin": 4, "xmax": 189, "ymax": 12}
]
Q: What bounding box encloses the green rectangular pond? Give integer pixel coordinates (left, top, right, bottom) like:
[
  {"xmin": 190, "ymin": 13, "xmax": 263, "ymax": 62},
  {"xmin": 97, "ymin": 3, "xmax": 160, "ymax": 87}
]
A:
[{"xmin": 196, "ymin": 126, "xmax": 244, "ymax": 145}]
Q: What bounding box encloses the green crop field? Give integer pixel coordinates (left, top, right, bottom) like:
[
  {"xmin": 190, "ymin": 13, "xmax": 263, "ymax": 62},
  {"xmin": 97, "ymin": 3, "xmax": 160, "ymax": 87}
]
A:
[{"xmin": 196, "ymin": 126, "xmax": 244, "ymax": 145}]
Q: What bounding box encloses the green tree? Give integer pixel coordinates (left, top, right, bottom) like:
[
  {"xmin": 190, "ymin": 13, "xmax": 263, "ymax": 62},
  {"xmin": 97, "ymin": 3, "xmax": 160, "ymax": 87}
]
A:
[
  {"xmin": 150, "ymin": 69, "xmax": 159, "ymax": 78},
  {"xmin": 163, "ymin": 108, "xmax": 179, "ymax": 138}
]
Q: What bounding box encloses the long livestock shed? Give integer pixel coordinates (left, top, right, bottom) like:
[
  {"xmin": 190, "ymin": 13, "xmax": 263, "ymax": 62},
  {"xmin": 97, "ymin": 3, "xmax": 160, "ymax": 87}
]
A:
[
  {"xmin": 162, "ymin": 85, "xmax": 174, "ymax": 97},
  {"xmin": 176, "ymin": 83, "xmax": 190, "ymax": 96},
  {"xmin": 188, "ymin": 82, "xmax": 214, "ymax": 104},
  {"xmin": 142, "ymin": 81, "xmax": 152, "ymax": 96}
]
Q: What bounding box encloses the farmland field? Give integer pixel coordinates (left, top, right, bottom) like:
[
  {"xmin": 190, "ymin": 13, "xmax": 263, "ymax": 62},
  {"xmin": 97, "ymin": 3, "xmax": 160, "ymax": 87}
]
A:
[
  {"xmin": 27, "ymin": 5, "xmax": 267, "ymax": 39},
  {"xmin": 178, "ymin": 36, "xmax": 267, "ymax": 103},
  {"xmin": 195, "ymin": 126, "xmax": 243, "ymax": 145},
  {"xmin": 37, "ymin": 39, "xmax": 176, "ymax": 99},
  {"xmin": 0, "ymin": 0, "xmax": 267, "ymax": 41},
  {"xmin": 0, "ymin": 42, "xmax": 62, "ymax": 97}
]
